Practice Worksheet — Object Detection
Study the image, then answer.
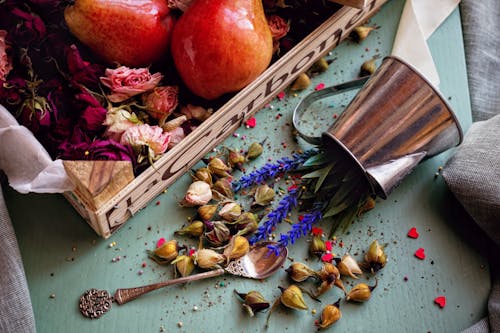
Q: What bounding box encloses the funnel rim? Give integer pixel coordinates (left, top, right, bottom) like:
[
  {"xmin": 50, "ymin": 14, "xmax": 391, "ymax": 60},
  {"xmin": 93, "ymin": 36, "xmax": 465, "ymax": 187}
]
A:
[{"xmin": 383, "ymin": 55, "xmax": 464, "ymax": 145}]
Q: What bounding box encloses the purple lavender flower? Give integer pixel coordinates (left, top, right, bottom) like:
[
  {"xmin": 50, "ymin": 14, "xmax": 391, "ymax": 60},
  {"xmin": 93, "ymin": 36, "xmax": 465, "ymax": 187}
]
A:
[
  {"xmin": 267, "ymin": 202, "xmax": 324, "ymax": 255},
  {"xmin": 232, "ymin": 149, "xmax": 317, "ymax": 192},
  {"xmin": 249, "ymin": 186, "xmax": 300, "ymax": 244}
]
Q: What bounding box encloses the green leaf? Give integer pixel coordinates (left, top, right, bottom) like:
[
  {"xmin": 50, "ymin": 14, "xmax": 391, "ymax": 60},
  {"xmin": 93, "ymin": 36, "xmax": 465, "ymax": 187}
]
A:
[
  {"xmin": 302, "ymin": 152, "xmax": 332, "ymax": 167},
  {"xmin": 302, "ymin": 164, "xmax": 332, "ymax": 179},
  {"xmin": 323, "ymin": 199, "xmax": 350, "ymax": 218},
  {"xmin": 314, "ymin": 163, "xmax": 334, "ymax": 193}
]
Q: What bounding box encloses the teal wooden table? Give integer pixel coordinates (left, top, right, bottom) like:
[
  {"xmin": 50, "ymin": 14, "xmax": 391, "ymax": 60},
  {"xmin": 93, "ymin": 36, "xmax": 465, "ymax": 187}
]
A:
[{"xmin": 4, "ymin": 1, "xmax": 491, "ymax": 332}]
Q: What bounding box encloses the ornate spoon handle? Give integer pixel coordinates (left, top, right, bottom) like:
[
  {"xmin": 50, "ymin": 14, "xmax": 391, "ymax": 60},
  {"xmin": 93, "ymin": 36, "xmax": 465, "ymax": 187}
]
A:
[{"xmin": 113, "ymin": 268, "xmax": 225, "ymax": 305}]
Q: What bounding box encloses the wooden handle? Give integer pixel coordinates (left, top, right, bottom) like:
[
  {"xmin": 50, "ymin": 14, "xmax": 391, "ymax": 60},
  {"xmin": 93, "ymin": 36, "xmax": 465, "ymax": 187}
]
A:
[{"xmin": 113, "ymin": 268, "xmax": 225, "ymax": 305}]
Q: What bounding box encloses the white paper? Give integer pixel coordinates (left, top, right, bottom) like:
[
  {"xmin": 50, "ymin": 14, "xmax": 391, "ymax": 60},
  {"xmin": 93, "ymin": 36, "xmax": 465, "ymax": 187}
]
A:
[
  {"xmin": 0, "ymin": 105, "xmax": 74, "ymax": 193},
  {"xmin": 392, "ymin": 0, "xmax": 460, "ymax": 87}
]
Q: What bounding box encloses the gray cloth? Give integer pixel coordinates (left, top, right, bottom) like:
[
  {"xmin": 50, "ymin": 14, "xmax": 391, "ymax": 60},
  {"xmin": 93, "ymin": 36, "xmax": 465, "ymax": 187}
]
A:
[
  {"xmin": 0, "ymin": 183, "xmax": 36, "ymax": 333},
  {"xmin": 445, "ymin": 1, "xmax": 500, "ymax": 332},
  {"xmin": 460, "ymin": 0, "xmax": 500, "ymax": 122}
]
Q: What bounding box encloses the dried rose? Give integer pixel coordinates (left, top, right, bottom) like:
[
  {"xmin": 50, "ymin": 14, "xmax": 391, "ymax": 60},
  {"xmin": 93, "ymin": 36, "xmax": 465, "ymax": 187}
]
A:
[
  {"xmin": 228, "ymin": 149, "xmax": 245, "ymax": 169},
  {"xmin": 120, "ymin": 124, "xmax": 171, "ymax": 160},
  {"xmin": 181, "ymin": 181, "xmax": 212, "ymax": 207},
  {"xmin": 180, "ymin": 104, "xmax": 213, "ymax": 121},
  {"xmin": 166, "ymin": 126, "xmax": 185, "ymax": 149},
  {"xmin": 100, "ymin": 66, "xmax": 162, "ymax": 103},
  {"xmin": 65, "ymin": 44, "xmax": 103, "ymax": 88},
  {"xmin": 218, "ymin": 202, "xmax": 242, "ymax": 221},
  {"xmin": 0, "ymin": 30, "xmax": 13, "ymax": 81},
  {"xmin": 148, "ymin": 239, "xmax": 178, "ymax": 264},
  {"xmin": 208, "ymin": 157, "xmax": 231, "ymax": 178},
  {"xmin": 103, "ymin": 108, "xmax": 141, "ymax": 142},
  {"xmin": 234, "ymin": 290, "xmax": 270, "ymax": 317},
  {"xmin": 197, "ymin": 204, "xmax": 218, "ymax": 221},
  {"xmin": 58, "ymin": 139, "xmax": 135, "ymax": 162},
  {"xmin": 212, "ymin": 177, "xmax": 234, "ymax": 199},
  {"xmin": 204, "ymin": 221, "xmax": 231, "ymax": 246},
  {"xmin": 192, "ymin": 167, "xmax": 213, "ymax": 186},
  {"xmin": 253, "ymin": 184, "xmax": 275, "ymax": 206},
  {"xmin": 267, "ymin": 15, "xmax": 290, "ymax": 40},
  {"xmin": 194, "ymin": 249, "xmax": 225, "ymax": 269},
  {"xmin": 142, "ymin": 86, "xmax": 179, "ymax": 120}
]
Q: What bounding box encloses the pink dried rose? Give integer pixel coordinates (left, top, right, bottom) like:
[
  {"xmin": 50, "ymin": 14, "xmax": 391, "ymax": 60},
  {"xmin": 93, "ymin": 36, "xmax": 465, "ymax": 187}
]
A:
[
  {"xmin": 142, "ymin": 86, "xmax": 179, "ymax": 120},
  {"xmin": 0, "ymin": 30, "xmax": 13, "ymax": 81},
  {"xmin": 167, "ymin": 0, "xmax": 194, "ymax": 11},
  {"xmin": 167, "ymin": 126, "xmax": 185, "ymax": 149},
  {"xmin": 120, "ymin": 124, "xmax": 171, "ymax": 159},
  {"xmin": 103, "ymin": 108, "xmax": 142, "ymax": 142},
  {"xmin": 267, "ymin": 15, "xmax": 290, "ymax": 40},
  {"xmin": 181, "ymin": 181, "xmax": 212, "ymax": 207},
  {"xmin": 100, "ymin": 66, "xmax": 162, "ymax": 103}
]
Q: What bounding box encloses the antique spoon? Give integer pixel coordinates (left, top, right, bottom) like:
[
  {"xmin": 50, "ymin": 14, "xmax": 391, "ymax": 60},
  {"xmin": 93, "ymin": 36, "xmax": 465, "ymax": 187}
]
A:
[{"xmin": 79, "ymin": 242, "xmax": 287, "ymax": 319}]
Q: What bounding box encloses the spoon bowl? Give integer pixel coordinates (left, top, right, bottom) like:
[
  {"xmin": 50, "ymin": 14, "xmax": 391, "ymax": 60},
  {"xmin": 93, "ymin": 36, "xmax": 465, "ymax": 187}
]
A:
[{"xmin": 79, "ymin": 242, "xmax": 287, "ymax": 319}]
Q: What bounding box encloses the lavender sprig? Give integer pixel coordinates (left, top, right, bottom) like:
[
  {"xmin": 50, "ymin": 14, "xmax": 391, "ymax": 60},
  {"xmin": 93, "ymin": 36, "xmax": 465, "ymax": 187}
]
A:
[
  {"xmin": 267, "ymin": 202, "xmax": 324, "ymax": 255},
  {"xmin": 249, "ymin": 187, "xmax": 300, "ymax": 245},
  {"xmin": 232, "ymin": 149, "xmax": 318, "ymax": 192}
]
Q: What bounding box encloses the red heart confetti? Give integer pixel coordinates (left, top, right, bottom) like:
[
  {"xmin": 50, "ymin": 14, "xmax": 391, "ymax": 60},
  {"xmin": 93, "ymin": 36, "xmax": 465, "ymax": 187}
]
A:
[
  {"xmin": 245, "ymin": 117, "xmax": 256, "ymax": 128},
  {"xmin": 321, "ymin": 253, "xmax": 334, "ymax": 263},
  {"xmin": 314, "ymin": 82, "xmax": 325, "ymax": 91},
  {"xmin": 277, "ymin": 91, "xmax": 286, "ymax": 100},
  {"xmin": 156, "ymin": 237, "xmax": 166, "ymax": 248},
  {"xmin": 325, "ymin": 240, "xmax": 333, "ymax": 252},
  {"xmin": 407, "ymin": 227, "xmax": 419, "ymax": 239},
  {"xmin": 414, "ymin": 247, "xmax": 426, "ymax": 260},
  {"xmin": 434, "ymin": 296, "xmax": 446, "ymax": 308},
  {"xmin": 311, "ymin": 227, "xmax": 323, "ymax": 236}
]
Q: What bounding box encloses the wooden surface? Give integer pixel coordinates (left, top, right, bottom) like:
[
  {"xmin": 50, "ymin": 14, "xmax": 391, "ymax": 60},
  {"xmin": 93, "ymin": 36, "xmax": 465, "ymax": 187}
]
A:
[{"xmin": 4, "ymin": 1, "xmax": 492, "ymax": 332}]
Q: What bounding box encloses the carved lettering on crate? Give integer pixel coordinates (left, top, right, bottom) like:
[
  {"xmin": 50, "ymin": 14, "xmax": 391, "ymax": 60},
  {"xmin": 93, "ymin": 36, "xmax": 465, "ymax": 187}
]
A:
[{"xmin": 81, "ymin": 0, "xmax": 387, "ymax": 237}]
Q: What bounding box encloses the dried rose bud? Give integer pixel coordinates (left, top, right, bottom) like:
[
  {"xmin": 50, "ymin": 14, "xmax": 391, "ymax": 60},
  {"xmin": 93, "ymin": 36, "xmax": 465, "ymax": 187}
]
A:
[
  {"xmin": 309, "ymin": 236, "xmax": 326, "ymax": 257},
  {"xmin": 204, "ymin": 221, "xmax": 231, "ymax": 246},
  {"xmin": 192, "ymin": 167, "xmax": 213, "ymax": 186},
  {"xmin": 285, "ymin": 262, "xmax": 318, "ymax": 282},
  {"xmin": 181, "ymin": 104, "xmax": 213, "ymax": 121},
  {"xmin": 228, "ymin": 149, "xmax": 245, "ymax": 169},
  {"xmin": 194, "ymin": 249, "xmax": 225, "ymax": 269},
  {"xmin": 234, "ymin": 290, "xmax": 270, "ymax": 317},
  {"xmin": 198, "ymin": 204, "xmax": 218, "ymax": 221},
  {"xmin": 234, "ymin": 215, "xmax": 259, "ymax": 237},
  {"xmin": 212, "ymin": 177, "xmax": 234, "ymax": 199},
  {"xmin": 364, "ymin": 240, "xmax": 387, "ymax": 272},
  {"xmin": 279, "ymin": 285, "xmax": 308, "ymax": 310},
  {"xmin": 152, "ymin": 240, "xmax": 178, "ymax": 263},
  {"xmin": 142, "ymin": 86, "xmax": 179, "ymax": 120},
  {"xmin": 218, "ymin": 202, "xmax": 242, "ymax": 221},
  {"xmin": 359, "ymin": 58, "xmax": 377, "ymax": 77},
  {"xmin": 346, "ymin": 280, "xmax": 377, "ymax": 302},
  {"xmin": 246, "ymin": 142, "xmax": 263, "ymax": 160},
  {"xmin": 253, "ymin": 184, "xmax": 275, "ymax": 206},
  {"xmin": 181, "ymin": 181, "xmax": 212, "ymax": 207},
  {"xmin": 175, "ymin": 220, "xmax": 204, "ymax": 237},
  {"xmin": 337, "ymin": 253, "xmax": 362, "ymax": 279},
  {"xmin": 317, "ymin": 299, "xmax": 341, "ymax": 330},
  {"xmin": 171, "ymin": 255, "xmax": 195, "ymax": 277},
  {"xmin": 350, "ymin": 25, "xmax": 376, "ymax": 42},
  {"xmin": 208, "ymin": 157, "xmax": 231, "ymax": 178},
  {"xmin": 223, "ymin": 235, "xmax": 250, "ymax": 263},
  {"xmin": 310, "ymin": 58, "xmax": 329, "ymax": 74},
  {"xmin": 290, "ymin": 73, "xmax": 311, "ymax": 91}
]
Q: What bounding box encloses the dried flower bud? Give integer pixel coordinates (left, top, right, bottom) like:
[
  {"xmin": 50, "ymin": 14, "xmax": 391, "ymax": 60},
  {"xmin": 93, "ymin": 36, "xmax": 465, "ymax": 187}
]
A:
[
  {"xmin": 194, "ymin": 249, "xmax": 225, "ymax": 269},
  {"xmin": 175, "ymin": 220, "xmax": 204, "ymax": 237},
  {"xmin": 351, "ymin": 25, "xmax": 376, "ymax": 42},
  {"xmin": 153, "ymin": 240, "xmax": 178, "ymax": 262},
  {"xmin": 161, "ymin": 115, "xmax": 187, "ymax": 132},
  {"xmin": 181, "ymin": 104, "xmax": 212, "ymax": 121},
  {"xmin": 208, "ymin": 157, "xmax": 231, "ymax": 178},
  {"xmin": 279, "ymin": 285, "xmax": 308, "ymax": 310},
  {"xmin": 234, "ymin": 290, "xmax": 270, "ymax": 317},
  {"xmin": 318, "ymin": 300, "xmax": 341, "ymax": 330},
  {"xmin": 253, "ymin": 184, "xmax": 275, "ymax": 206},
  {"xmin": 309, "ymin": 236, "xmax": 326, "ymax": 257},
  {"xmin": 204, "ymin": 221, "xmax": 231, "ymax": 246},
  {"xmin": 359, "ymin": 58, "xmax": 377, "ymax": 76},
  {"xmin": 198, "ymin": 204, "xmax": 218, "ymax": 221},
  {"xmin": 212, "ymin": 177, "xmax": 234, "ymax": 199},
  {"xmin": 223, "ymin": 235, "xmax": 250, "ymax": 262},
  {"xmin": 181, "ymin": 181, "xmax": 212, "ymax": 207},
  {"xmin": 192, "ymin": 167, "xmax": 213, "ymax": 186},
  {"xmin": 290, "ymin": 73, "xmax": 311, "ymax": 91},
  {"xmin": 316, "ymin": 262, "xmax": 345, "ymax": 296},
  {"xmin": 310, "ymin": 58, "xmax": 329, "ymax": 74},
  {"xmin": 171, "ymin": 255, "xmax": 195, "ymax": 277},
  {"xmin": 359, "ymin": 196, "xmax": 376, "ymax": 215},
  {"xmin": 228, "ymin": 149, "xmax": 245, "ymax": 169},
  {"xmin": 364, "ymin": 240, "xmax": 387, "ymax": 272},
  {"xmin": 219, "ymin": 202, "xmax": 242, "ymax": 221},
  {"xmin": 246, "ymin": 142, "xmax": 263, "ymax": 161},
  {"xmin": 234, "ymin": 214, "xmax": 259, "ymax": 237},
  {"xmin": 346, "ymin": 280, "xmax": 377, "ymax": 302},
  {"xmin": 286, "ymin": 262, "xmax": 317, "ymax": 282},
  {"xmin": 337, "ymin": 253, "xmax": 362, "ymax": 279}
]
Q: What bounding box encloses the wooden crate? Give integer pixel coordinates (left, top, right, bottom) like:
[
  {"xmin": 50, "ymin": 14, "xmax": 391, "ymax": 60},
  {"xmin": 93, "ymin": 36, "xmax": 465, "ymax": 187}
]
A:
[{"xmin": 63, "ymin": 0, "xmax": 387, "ymax": 238}]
